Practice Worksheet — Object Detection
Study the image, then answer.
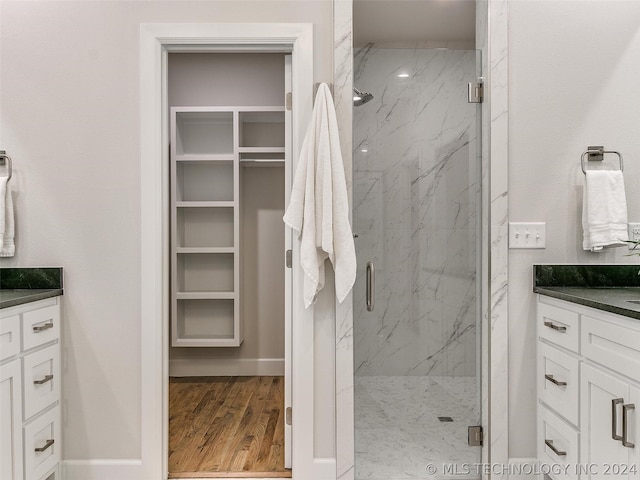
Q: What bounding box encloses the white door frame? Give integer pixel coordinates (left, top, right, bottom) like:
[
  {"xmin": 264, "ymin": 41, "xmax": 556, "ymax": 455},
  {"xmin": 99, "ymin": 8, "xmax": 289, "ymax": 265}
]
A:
[{"xmin": 139, "ymin": 23, "xmax": 313, "ymax": 480}]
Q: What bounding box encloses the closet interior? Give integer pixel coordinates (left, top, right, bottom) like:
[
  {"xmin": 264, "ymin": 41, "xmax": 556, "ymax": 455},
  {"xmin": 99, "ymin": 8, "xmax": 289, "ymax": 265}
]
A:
[{"xmin": 167, "ymin": 52, "xmax": 291, "ymax": 478}]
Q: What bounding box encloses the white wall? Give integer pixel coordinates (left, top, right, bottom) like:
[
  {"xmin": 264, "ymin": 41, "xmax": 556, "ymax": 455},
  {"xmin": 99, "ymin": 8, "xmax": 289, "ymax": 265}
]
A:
[
  {"xmin": 0, "ymin": 0, "xmax": 332, "ymax": 461},
  {"xmin": 508, "ymin": 0, "xmax": 640, "ymax": 458}
]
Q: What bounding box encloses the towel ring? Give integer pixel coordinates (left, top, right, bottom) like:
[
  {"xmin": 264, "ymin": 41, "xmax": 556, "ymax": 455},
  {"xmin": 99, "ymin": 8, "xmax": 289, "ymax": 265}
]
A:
[
  {"xmin": 581, "ymin": 146, "xmax": 623, "ymax": 175},
  {"xmin": 0, "ymin": 151, "xmax": 12, "ymax": 181}
]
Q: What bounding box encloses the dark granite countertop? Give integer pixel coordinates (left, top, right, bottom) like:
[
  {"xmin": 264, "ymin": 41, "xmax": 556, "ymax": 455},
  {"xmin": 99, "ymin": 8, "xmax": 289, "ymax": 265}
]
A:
[
  {"xmin": 534, "ymin": 286, "xmax": 640, "ymax": 320},
  {"xmin": 0, "ymin": 289, "xmax": 64, "ymax": 309},
  {"xmin": 534, "ymin": 265, "xmax": 640, "ymax": 320},
  {"xmin": 0, "ymin": 267, "xmax": 63, "ymax": 309}
]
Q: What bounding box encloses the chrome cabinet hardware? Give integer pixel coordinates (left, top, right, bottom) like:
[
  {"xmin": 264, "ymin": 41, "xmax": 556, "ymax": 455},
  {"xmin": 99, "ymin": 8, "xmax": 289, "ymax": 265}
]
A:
[
  {"xmin": 544, "ymin": 374, "xmax": 567, "ymax": 387},
  {"xmin": 34, "ymin": 374, "xmax": 54, "ymax": 385},
  {"xmin": 622, "ymin": 403, "xmax": 635, "ymax": 448},
  {"xmin": 545, "ymin": 439, "xmax": 567, "ymax": 456},
  {"xmin": 35, "ymin": 439, "xmax": 55, "ymax": 453},
  {"xmin": 612, "ymin": 398, "xmax": 624, "ymax": 441},
  {"xmin": 366, "ymin": 261, "xmax": 375, "ymax": 312},
  {"xmin": 543, "ymin": 321, "xmax": 567, "ymax": 332},
  {"xmin": 33, "ymin": 322, "xmax": 54, "ymax": 333}
]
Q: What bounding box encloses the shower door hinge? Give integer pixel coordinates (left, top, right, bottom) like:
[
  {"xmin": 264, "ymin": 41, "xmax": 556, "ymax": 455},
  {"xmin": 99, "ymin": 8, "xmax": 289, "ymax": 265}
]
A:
[
  {"xmin": 468, "ymin": 425, "xmax": 484, "ymax": 446},
  {"xmin": 468, "ymin": 81, "xmax": 484, "ymax": 103},
  {"xmin": 286, "ymin": 407, "xmax": 292, "ymax": 425},
  {"xmin": 285, "ymin": 249, "xmax": 292, "ymax": 268},
  {"xmin": 286, "ymin": 92, "xmax": 292, "ymax": 111}
]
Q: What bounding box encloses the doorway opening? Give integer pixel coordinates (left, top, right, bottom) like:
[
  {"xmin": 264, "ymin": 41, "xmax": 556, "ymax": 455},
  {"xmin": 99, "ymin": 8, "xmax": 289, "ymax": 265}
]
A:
[
  {"xmin": 166, "ymin": 52, "xmax": 292, "ymax": 478},
  {"xmin": 351, "ymin": 3, "xmax": 483, "ymax": 479}
]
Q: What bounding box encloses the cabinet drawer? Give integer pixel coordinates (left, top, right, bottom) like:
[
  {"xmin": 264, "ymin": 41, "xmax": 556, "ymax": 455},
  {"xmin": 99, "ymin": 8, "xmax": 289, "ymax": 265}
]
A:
[
  {"xmin": 539, "ymin": 342, "xmax": 580, "ymax": 426},
  {"xmin": 22, "ymin": 305, "xmax": 59, "ymax": 352},
  {"xmin": 23, "ymin": 345, "xmax": 60, "ymax": 420},
  {"xmin": 1, "ymin": 314, "xmax": 21, "ymax": 361},
  {"xmin": 538, "ymin": 405, "xmax": 579, "ymax": 480},
  {"xmin": 538, "ymin": 301, "xmax": 579, "ymax": 353},
  {"xmin": 581, "ymin": 314, "xmax": 640, "ymax": 383},
  {"xmin": 24, "ymin": 406, "xmax": 60, "ymax": 480}
]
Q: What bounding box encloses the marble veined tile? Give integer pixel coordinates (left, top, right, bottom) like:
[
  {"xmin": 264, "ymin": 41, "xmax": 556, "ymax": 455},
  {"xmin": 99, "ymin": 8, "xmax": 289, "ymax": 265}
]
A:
[{"xmin": 355, "ymin": 376, "xmax": 480, "ymax": 480}]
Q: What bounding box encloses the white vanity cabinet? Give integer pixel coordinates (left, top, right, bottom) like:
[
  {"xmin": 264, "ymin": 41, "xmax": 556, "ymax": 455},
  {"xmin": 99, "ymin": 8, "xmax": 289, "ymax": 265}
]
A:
[
  {"xmin": 537, "ymin": 295, "xmax": 640, "ymax": 480},
  {"xmin": 0, "ymin": 297, "xmax": 62, "ymax": 480}
]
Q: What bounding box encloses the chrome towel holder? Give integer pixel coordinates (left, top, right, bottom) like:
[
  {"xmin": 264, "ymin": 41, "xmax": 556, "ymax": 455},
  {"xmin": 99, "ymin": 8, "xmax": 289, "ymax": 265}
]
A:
[
  {"xmin": 581, "ymin": 145, "xmax": 623, "ymax": 175},
  {"xmin": 0, "ymin": 150, "xmax": 12, "ymax": 181}
]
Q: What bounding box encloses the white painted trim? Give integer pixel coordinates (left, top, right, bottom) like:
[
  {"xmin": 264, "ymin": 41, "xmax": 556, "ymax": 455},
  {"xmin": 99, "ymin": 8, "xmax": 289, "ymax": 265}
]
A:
[
  {"xmin": 140, "ymin": 23, "xmax": 313, "ymax": 480},
  {"xmin": 169, "ymin": 358, "xmax": 284, "ymax": 377},
  {"xmin": 61, "ymin": 460, "xmax": 142, "ymax": 480}
]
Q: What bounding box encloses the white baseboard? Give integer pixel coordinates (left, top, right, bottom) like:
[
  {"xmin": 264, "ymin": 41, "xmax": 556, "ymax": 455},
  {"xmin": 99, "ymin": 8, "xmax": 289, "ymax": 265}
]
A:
[
  {"xmin": 61, "ymin": 460, "xmax": 142, "ymax": 480},
  {"xmin": 509, "ymin": 457, "xmax": 540, "ymax": 480},
  {"xmin": 169, "ymin": 357, "xmax": 284, "ymax": 376}
]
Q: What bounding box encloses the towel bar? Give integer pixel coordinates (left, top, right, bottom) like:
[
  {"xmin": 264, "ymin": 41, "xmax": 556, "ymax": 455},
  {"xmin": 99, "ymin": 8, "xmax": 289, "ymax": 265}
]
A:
[
  {"xmin": 0, "ymin": 150, "xmax": 12, "ymax": 181},
  {"xmin": 581, "ymin": 146, "xmax": 623, "ymax": 174}
]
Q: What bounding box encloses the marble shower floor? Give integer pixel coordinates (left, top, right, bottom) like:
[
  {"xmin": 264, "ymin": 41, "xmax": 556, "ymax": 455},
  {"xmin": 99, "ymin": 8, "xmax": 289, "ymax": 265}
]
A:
[{"xmin": 355, "ymin": 376, "xmax": 480, "ymax": 480}]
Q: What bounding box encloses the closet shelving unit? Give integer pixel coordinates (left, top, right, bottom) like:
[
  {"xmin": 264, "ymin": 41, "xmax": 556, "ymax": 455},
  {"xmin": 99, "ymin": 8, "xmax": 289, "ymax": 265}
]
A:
[{"xmin": 170, "ymin": 106, "xmax": 285, "ymax": 347}]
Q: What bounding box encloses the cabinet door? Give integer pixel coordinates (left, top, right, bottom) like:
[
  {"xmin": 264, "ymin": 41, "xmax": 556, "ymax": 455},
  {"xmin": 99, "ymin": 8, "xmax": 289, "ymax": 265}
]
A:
[
  {"xmin": 628, "ymin": 386, "xmax": 640, "ymax": 480},
  {"xmin": 0, "ymin": 359, "xmax": 24, "ymax": 480},
  {"xmin": 581, "ymin": 364, "xmax": 631, "ymax": 480}
]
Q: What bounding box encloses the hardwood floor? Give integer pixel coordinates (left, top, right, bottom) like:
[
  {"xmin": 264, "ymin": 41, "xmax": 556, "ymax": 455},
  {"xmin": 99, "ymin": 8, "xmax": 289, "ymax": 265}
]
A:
[{"xmin": 168, "ymin": 376, "xmax": 291, "ymax": 478}]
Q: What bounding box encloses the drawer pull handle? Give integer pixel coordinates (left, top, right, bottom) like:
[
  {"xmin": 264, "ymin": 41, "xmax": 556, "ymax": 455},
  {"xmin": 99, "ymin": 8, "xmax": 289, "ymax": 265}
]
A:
[
  {"xmin": 34, "ymin": 374, "xmax": 53, "ymax": 385},
  {"xmin": 545, "ymin": 439, "xmax": 566, "ymax": 456},
  {"xmin": 545, "ymin": 374, "xmax": 567, "ymax": 387},
  {"xmin": 623, "ymin": 403, "xmax": 635, "ymax": 448},
  {"xmin": 612, "ymin": 398, "xmax": 624, "ymax": 441},
  {"xmin": 543, "ymin": 321, "xmax": 566, "ymax": 332},
  {"xmin": 35, "ymin": 439, "xmax": 54, "ymax": 453},
  {"xmin": 33, "ymin": 322, "xmax": 54, "ymax": 333}
]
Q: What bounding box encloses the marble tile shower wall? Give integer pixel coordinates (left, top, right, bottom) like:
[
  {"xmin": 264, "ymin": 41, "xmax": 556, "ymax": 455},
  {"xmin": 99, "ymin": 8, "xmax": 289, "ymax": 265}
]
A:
[{"xmin": 353, "ymin": 47, "xmax": 478, "ymax": 377}]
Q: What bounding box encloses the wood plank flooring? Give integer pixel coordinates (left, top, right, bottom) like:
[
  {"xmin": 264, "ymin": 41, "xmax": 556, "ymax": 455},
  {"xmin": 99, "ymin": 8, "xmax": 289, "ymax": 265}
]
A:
[{"xmin": 168, "ymin": 376, "xmax": 291, "ymax": 478}]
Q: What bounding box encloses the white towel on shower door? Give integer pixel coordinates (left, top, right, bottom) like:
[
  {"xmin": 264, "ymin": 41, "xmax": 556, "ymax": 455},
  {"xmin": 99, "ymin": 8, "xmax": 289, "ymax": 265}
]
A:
[
  {"xmin": 0, "ymin": 177, "xmax": 15, "ymax": 257},
  {"xmin": 283, "ymin": 83, "xmax": 357, "ymax": 308},
  {"xmin": 582, "ymin": 170, "xmax": 629, "ymax": 252}
]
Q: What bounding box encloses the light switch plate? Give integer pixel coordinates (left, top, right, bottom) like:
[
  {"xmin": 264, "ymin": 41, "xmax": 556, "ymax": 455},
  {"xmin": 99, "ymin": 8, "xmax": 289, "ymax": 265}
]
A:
[{"xmin": 509, "ymin": 222, "xmax": 546, "ymax": 249}]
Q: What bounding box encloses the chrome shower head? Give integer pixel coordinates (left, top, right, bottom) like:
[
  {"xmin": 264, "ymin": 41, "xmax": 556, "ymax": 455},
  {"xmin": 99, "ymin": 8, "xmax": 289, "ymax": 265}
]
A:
[{"xmin": 353, "ymin": 87, "xmax": 374, "ymax": 107}]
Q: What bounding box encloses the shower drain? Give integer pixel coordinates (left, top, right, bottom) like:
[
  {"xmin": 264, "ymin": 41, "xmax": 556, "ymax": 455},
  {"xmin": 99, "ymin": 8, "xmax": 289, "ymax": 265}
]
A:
[{"xmin": 438, "ymin": 416, "xmax": 454, "ymax": 422}]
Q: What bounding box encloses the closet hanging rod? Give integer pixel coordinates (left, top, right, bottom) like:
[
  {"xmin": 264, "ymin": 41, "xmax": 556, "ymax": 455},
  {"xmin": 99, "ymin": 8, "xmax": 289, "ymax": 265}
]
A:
[
  {"xmin": 0, "ymin": 150, "xmax": 12, "ymax": 181},
  {"xmin": 581, "ymin": 146, "xmax": 623, "ymax": 175}
]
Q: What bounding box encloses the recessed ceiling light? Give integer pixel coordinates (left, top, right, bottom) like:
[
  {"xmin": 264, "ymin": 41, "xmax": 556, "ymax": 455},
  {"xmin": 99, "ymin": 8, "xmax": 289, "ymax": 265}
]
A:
[
  {"xmin": 361, "ymin": 148, "xmax": 368, "ymax": 153},
  {"xmin": 353, "ymin": 95, "xmax": 362, "ymax": 101},
  {"xmin": 397, "ymin": 73, "xmax": 410, "ymax": 78}
]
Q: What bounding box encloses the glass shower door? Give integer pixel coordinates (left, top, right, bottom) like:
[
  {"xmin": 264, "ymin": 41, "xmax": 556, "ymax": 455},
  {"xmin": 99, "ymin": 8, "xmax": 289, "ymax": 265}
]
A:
[{"xmin": 353, "ymin": 47, "xmax": 482, "ymax": 479}]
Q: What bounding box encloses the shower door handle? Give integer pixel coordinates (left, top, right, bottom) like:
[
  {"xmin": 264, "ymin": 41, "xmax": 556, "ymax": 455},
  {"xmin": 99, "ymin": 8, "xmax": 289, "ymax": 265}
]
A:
[{"xmin": 366, "ymin": 261, "xmax": 375, "ymax": 312}]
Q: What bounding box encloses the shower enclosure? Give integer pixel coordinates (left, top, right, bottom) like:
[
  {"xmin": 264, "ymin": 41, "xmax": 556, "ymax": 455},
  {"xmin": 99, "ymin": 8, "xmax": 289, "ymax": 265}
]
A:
[{"xmin": 353, "ymin": 46, "xmax": 482, "ymax": 479}]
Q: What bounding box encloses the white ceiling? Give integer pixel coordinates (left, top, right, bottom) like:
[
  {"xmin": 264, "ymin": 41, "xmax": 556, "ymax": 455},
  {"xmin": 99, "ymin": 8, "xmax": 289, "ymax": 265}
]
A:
[{"xmin": 354, "ymin": 0, "xmax": 476, "ymax": 47}]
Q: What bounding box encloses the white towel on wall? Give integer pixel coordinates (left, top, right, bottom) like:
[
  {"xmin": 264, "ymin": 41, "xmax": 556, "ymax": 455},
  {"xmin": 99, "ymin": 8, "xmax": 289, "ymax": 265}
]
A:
[
  {"xmin": 582, "ymin": 170, "xmax": 629, "ymax": 252},
  {"xmin": 0, "ymin": 177, "xmax": 15, "ymax": 257},
  {"xmin": 283, "ymin": 83, "xmax": 357, "ymax": 308}
]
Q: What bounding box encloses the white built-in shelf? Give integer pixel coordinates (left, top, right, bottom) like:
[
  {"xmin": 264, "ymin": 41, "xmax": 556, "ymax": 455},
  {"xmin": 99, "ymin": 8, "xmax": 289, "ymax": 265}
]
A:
[
  {"xmin": 176, "ymin": 292, "xmax": 236, "ymax": 300},
  {"xmin": 170, "ymin": 105, "xmax": 286, "ymax": 348},
  {"xmin": 176, "ymin": 201, "xmax": 235, "ymax": 208},
  {"xmin": 174, "ymin": 154, "xmax": 235, "ymax": 162},
  {"xmin": 176, "ymin": 247, "xmax": 235, "ymax": 254},
  {"xmin": 237, "ymin": 146, "xmax": 285, "ymax": 154},
  {"xmin": 240, "ymin": 159, "xmax": 285, "ymax": 168}
]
